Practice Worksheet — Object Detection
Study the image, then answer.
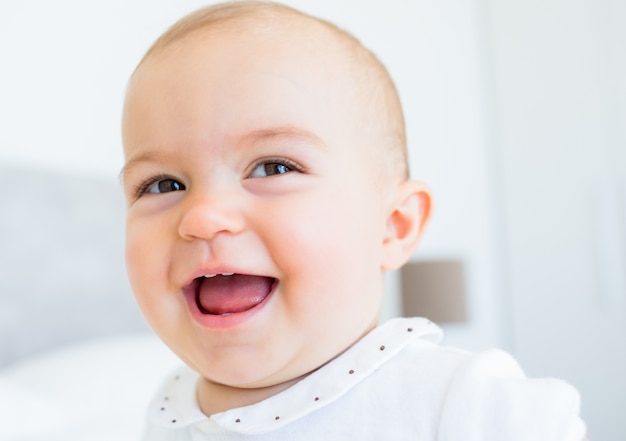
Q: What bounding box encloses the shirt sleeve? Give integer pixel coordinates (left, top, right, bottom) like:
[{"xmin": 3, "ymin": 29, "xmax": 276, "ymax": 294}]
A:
[{"xmin": 437, "ymin": 349, "xmax": 586, "ymax": 441}]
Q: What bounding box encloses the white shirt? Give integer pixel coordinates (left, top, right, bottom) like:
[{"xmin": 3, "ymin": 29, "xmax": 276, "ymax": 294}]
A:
[{"xmin": 143, "ymin": 317, "xmax": 586, "ymax": 440}]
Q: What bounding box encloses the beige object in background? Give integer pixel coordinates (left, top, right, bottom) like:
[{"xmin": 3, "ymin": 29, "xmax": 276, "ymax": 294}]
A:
[{"xmin": 400, "ymin": 260, "xmax": 467, "ymax": 324}]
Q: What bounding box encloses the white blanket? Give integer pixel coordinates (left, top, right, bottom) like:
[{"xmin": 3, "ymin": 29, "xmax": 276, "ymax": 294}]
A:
[{"xmin": 0, "ymin": 334, "xmax": 181, "ymax": 441}]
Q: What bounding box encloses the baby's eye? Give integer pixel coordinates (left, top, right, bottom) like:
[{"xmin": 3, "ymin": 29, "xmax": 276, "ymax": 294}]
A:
[
  {"xmin": 249, "ymin": 159, "xmax": 301, "ymax": 178},
  {"xmin": 137, "ymin": 177, "xmax": 186, "ymax": 196},
  {"xmin": 147, "ymin": 178, "xmax": 185, "ymax": 194}
]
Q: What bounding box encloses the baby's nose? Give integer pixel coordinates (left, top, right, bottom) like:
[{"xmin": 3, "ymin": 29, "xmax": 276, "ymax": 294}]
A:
[{"xmin": 177, "ymin": 193, "xmax": 246, "ymax": 241}]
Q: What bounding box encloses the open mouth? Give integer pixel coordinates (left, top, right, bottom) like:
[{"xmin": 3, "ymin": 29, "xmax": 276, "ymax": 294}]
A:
[{"xmin": 193, "ymin": 273, "xmax": 276, "ymax": 315}]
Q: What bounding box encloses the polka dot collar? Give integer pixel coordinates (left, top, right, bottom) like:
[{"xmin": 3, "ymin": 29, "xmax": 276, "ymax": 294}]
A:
[{"xmin": 149, "ymin": 317, "xmax": 442, "ymax": 434}]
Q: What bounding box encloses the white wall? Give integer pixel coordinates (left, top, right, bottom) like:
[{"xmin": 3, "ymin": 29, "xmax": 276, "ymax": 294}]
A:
[{"xmin": 486, "ymin": 0, "xmax": 626, "ymax": 438}]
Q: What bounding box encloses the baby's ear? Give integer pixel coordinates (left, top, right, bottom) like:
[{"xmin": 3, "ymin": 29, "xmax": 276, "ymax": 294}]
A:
[{"xmin": 381, "ymin": 180, "xmax": 432, "ymax": 271}]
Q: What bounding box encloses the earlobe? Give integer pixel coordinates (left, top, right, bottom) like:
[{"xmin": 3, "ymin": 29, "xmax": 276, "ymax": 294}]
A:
[{"xmin": 381, "ymin": 180, "xmax": 432, "ymax": 271}]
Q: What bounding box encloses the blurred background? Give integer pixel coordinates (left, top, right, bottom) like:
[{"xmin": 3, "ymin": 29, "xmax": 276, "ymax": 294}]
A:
[{"xmin": 1, "ymin": 0, "xmax": 624, "ymax": 439}]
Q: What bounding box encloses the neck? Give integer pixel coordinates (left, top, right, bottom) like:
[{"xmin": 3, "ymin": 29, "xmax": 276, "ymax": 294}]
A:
[{"xmin": 196, "ymin": 375, "xmax": 304, "ymax": 417}]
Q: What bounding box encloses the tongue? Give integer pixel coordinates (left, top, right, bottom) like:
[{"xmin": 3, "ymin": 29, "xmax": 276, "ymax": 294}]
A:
[{"xmin": 197, "ymin": 274, "xmax": 274, "ymax": 315}]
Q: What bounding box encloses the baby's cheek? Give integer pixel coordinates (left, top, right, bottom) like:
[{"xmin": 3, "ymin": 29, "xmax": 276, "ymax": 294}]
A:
[
  {"xmin": 124, "ymin": 233, "xmax": 162, "ymax": 303},
  {"xmin": 125, "ymin": 218, "xmax": 187, "ymax": 340},
  {"xmin": 141, "ymin": 292, "xmax": 184, "ymax": 337},
  {"xmin": 125, "ymin": 237, "xmax": 149, "ymax": 293},
  {"xmin": 125, "ymin": 218, "xmax": 165, "ymax": 278}
]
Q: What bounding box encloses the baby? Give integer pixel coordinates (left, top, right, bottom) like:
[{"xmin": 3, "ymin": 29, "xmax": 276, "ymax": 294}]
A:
[{"xmin": 120, "ymin": 2, "xmax": 586, "ymax": 440}]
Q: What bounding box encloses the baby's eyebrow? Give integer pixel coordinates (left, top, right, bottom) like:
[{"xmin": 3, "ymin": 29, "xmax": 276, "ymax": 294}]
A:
[
  {"xmin": 242, "ymin": 126, "xmax": 327, "ymax": 150},
  {"xmin": 119, "ymin": 151, "xmax": 163, "ymax": 183}
]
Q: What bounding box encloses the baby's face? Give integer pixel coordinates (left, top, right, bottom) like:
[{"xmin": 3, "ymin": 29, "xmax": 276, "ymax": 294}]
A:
[{"xmin": 122, "ymin": 27, "xmax": 395, "ymax": 389}]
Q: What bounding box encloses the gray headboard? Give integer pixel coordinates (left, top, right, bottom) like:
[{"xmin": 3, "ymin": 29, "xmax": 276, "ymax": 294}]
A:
[{"xmin": 0, "ymin": 166, "xmax": 148, "ymax": 367}]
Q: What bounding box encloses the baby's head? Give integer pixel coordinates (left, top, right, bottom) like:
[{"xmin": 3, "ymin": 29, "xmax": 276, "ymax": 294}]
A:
[{"xmin": 121, "ymin": 1, "xmax": 430, "ymax": 411}]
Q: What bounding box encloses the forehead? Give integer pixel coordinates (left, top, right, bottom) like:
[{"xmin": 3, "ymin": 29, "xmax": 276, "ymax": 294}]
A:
[{"xmin": 123, "ymin": 23, "xmax": 365, "ymax": 155}]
